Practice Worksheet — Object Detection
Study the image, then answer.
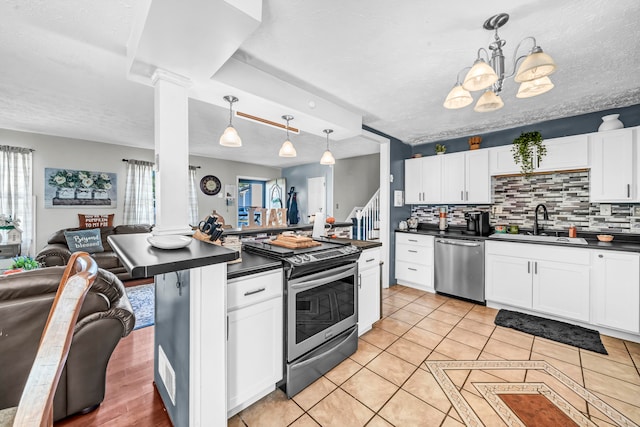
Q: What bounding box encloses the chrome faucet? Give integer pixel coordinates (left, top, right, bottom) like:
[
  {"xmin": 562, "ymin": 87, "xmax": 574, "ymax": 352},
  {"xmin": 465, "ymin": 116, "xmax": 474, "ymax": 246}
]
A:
[{"xmin": 533, "ymin": 203, "xmax": 549, "ymax": 235}]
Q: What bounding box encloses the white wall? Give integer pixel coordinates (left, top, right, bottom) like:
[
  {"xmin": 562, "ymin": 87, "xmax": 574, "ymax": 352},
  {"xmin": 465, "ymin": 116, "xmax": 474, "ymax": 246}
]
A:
[
  {"xmin": 333, "ymin": 153, "xmax": 380, "ymax": 221},
  {"xmin": 0, "ymin": 129, "xmax": 280, "ymax": 251}
]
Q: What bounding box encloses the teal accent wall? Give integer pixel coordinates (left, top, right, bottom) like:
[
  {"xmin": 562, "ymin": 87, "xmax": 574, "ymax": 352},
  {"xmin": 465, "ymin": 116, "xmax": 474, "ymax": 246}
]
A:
[{"xmin": 411, "ymin": 104, "xmax": 640, "ymax": 156}]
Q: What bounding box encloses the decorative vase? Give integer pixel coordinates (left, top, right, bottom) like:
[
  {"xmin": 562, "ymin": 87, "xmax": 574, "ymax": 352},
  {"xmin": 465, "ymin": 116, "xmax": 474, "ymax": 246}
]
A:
[
  {"xmin": 598, "ymin": 114, "xmax": 624, "ymax": 132},
  {"xmin": 56, "ymin": 188, "xmax": 75, "ymax": 199},
  {"xmin": 93, "ymin": 189, "xmax": 109, "ymax": 199},
  {"xmin": 76, "ymin": 188, "xmax": 93, "ymax": 199},
  {"xmin": 468, "ymin": 136, "xmax": 482, "ymax": 150}
]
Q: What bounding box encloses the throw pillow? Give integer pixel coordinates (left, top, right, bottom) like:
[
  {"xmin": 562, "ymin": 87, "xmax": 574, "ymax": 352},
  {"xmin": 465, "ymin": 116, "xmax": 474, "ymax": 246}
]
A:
[
  {"xmin": 79, "ymin": 213, "xmax": 114, "ymax": 229},
  {"xmin": 64, "ymin": 229, "xmax": 104, "ymax": 253}
]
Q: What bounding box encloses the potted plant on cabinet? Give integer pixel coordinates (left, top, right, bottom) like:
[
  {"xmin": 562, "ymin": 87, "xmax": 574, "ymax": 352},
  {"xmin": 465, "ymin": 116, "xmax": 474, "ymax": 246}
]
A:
[
  {"xmin": 435, "ymin": 144, "xmax": 447, "ymax": 155},
  {"xmin": 512, "ymin": 131, "xmax": 546, "ymax": 176}
]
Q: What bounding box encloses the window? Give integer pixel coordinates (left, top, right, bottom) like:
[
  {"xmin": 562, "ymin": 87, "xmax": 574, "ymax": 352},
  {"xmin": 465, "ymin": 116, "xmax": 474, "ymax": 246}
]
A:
[
  {"xmin": 0, "ymin": 146, "xmax": 33, "ymax": 255},
  {"xmin": 238, "ymin": 179, "xmax": 266, "ymax": 227}
]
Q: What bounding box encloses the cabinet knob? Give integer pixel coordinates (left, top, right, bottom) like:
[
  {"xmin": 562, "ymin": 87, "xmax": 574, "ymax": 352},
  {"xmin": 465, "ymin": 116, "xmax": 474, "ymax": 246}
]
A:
[{"xmin": 598, "ymin": 254, "xmax": 603, "ymax": 258}]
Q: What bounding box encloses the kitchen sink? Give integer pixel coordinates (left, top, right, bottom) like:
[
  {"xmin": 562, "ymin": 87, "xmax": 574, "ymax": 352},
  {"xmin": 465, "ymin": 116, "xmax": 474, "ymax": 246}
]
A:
[{"xmin": 489, "ymin": 233, "xmax": 589, "ymax": 245}]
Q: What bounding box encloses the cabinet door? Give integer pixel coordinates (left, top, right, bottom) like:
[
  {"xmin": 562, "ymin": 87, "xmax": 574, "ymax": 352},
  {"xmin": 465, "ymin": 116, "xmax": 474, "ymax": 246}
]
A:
[
  {"xmin": 465, "ymin": 150, "xmax": 490, "ymax": 204},
  {"xmin": 590, "ymin": 128, "xmax": 634, "ymax": 202},
  {"xmin": 592, "ymin": 251, "xmax": 640, "ymax": 333},
  {"xmin": 422, "ymin": 156, "xmax": 442, "ymax": 203},
  {"xmin": 489, "ymin": 146, "xmax": 520, "ymax": 175},
  {"xmin": 537, "ymin": 134, "xmax": 589, "ymax": 172},
  {"xmin": 532, "ymin": 260, "xmax": 590, "ymax": 322},
  {"xmin": 404, "ymin": 158, "xmax": 423, "ymax": 204},
  {"xmin": 485, "ymin": 254, "xmax": 532, "ymax": 308},
  {"xmin": 358, "ymin": 265, "xmax": 380, "ymax": 335},
  {"xmin": 227, "ymin": 296, "xmax": 283, "ymax": 414},
  {"xmin": 441, "ymin": 153, "xmax": 465, "ymax": 203}
]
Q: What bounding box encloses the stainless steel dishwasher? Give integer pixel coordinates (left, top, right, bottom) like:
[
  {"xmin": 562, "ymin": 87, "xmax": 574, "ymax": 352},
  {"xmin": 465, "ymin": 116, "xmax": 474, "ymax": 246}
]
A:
[{"xmin": 434, "ymin": 237, "xmax": 485, "ymax": 303}]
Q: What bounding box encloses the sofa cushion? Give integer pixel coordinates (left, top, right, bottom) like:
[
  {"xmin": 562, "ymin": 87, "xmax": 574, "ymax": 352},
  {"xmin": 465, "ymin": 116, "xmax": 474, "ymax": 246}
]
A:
[
  {"xmin": 78, "ymin": 213, "xmax": 114, "ymax": 229},
  {"xmin": 91, "ymin": 252, "xmax": 120, "ymax": 270},
  {"xmin": 64, "ymin": 229, "xmax": 104, "ymax": 253},
  {"xmin": 113, "ymin": 224, "xmax": 153, "ymax": 234},
  {"xmin": 48, "ymin": 226, "xmax": 115, "ymax": 252}
]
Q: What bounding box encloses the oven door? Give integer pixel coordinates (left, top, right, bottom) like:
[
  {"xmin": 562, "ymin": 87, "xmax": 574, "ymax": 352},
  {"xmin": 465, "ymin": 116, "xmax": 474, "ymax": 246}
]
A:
[{"xmin": 287, "ymin": 262, "xmax": 358, "ymax": 361}]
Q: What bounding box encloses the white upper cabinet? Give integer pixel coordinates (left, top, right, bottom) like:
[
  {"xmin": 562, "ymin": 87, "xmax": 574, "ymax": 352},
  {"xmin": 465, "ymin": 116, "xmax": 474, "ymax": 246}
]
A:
[
  {"xmin": 440, "ymin": 150, "xmax": 490, "ymax": 204},
  {"xmin": 489, "ymin": 145, "xmax": 520, "ymax": 175},
  {"xmin": 404, "ymin": 156, "xmax": 442, "ymax": 204},
  {"xmin": 404, "ymin": 157, "xmax": 424, "ymax": 204},
  {"xmin": 465, "ymin": 150, "xmax": 491, "ymax": 204},
  {"xmin": 537, "ymin": 134, "xmax": 589, "ymax": 172},
  {"xmin": 490, "ymin": 134, "xmax": 589, "ymax": 175},
  {"xmin": 589, "ymin": 127, "xmax": 636, "ymax": 202}
]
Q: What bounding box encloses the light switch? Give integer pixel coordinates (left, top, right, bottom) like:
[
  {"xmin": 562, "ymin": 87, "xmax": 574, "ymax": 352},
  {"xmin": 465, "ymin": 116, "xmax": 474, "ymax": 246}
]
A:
[{"xmin": 599, "ymin": 204, "xmax": 612, "ymax": 216}]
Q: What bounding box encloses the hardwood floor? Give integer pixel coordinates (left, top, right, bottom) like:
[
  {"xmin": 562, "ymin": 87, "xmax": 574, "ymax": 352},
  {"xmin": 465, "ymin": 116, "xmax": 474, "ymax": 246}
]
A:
[{"xmin": 55, "ymin": 326, "xmax": 172, "ymax": 427}]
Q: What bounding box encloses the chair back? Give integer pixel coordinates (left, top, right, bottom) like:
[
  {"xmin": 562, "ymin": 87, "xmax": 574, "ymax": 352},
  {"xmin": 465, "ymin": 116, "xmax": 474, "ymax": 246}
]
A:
[{"xmin": 11, "ymin": 252, "xmax": 98, "ymax": 427}]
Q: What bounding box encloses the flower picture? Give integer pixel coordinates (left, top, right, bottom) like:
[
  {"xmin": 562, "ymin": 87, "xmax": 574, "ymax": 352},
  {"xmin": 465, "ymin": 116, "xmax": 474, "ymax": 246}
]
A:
[{"xmin": 45, "ymin": 168, "xmax": 117, "ymax": 208}]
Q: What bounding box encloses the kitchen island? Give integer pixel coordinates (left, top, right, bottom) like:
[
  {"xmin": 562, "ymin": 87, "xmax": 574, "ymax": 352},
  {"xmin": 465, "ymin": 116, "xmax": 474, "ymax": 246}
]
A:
[{"xmin": 108, "ymin": 233, "xmax": 238, "ymax": 427}]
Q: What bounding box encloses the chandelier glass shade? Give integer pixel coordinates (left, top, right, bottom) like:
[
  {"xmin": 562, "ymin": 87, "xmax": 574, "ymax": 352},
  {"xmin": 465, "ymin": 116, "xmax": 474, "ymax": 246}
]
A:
[
  {"xmin": 444, "ymin": 13, "xmax": 557, "ymax": 112},
  {"xmin": 279, "ymin": 115, "xmax": 297, "ymax": 157},
  {"xmin": 219, "ymin": 95, "xmax": 241, "ymax": 147},
  {"xmin": 320, "ymin": 129, "xmax": 335, "ymax": 165}
]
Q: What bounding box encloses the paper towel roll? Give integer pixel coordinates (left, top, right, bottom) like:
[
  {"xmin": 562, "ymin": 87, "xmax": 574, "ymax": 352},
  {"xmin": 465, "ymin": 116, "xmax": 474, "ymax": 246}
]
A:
[{"xmin": 312, "ymin": 212, "xmax": 325, "ymax": 238}]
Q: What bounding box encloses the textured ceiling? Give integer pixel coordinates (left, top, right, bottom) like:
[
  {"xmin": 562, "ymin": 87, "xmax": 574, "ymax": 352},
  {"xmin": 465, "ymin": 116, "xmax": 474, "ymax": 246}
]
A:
[{"xmin": 0, "ymin": 1, "xmax": 638, "ymax": 168}]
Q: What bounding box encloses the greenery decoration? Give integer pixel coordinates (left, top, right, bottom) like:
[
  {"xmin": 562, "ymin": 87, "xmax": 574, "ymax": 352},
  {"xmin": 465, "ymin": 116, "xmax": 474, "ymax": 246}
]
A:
[
  {"xmin": 512, "ymin": 131, "xmax": 546, "ymax": 176},
  {"xmin": 10, "ymin": 256, "xmax": 40, "ymax": 271},
  {"xmin": 435, "ymin": 144, "xmax": 447, "ymax": 154}
]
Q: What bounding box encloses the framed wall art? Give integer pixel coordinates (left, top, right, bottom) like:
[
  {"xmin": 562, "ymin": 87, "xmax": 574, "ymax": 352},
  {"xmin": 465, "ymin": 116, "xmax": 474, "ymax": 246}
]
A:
[{"xmin": 45, "ymin": 168, "xmax": 117, "ymax": 208}]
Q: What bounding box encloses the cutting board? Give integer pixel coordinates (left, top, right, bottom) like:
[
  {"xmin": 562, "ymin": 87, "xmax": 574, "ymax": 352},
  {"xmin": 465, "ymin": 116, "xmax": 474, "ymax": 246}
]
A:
[{"xmin": 269, "ymin": 234, "xmax": 322, "ymax": 249}]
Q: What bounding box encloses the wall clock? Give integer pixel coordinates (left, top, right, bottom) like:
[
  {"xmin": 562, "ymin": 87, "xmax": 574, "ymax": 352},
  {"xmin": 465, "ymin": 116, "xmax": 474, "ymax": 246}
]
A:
[{"xmin": 200, "ymin": 175, "xmax": 222, "ymax": 196}]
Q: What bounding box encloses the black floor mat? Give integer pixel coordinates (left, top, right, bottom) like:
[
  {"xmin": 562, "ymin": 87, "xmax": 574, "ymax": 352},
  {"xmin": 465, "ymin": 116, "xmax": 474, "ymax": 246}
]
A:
[{"xmin": 494, "ymin": 309, "xmax": 608, "ymax": 355}]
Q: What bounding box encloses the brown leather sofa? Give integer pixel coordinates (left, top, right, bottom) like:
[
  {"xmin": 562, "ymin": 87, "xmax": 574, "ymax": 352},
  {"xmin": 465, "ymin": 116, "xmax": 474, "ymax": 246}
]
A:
[
  {"xmin": 35, "ymin": 224, "xmax": 153, "ymax": 281},
  {"xmin": 0, "ymin": 266, "xmax": 135, "ymax": 421}
]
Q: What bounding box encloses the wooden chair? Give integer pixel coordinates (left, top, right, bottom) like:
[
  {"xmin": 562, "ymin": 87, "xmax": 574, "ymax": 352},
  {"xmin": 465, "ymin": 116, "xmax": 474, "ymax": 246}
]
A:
[{"xmin": 0, "ymin": 252, "xmax": 98, "ymax": 427}]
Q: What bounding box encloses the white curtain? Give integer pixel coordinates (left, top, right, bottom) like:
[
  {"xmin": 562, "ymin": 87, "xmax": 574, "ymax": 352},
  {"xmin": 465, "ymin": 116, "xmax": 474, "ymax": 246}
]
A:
[
  {"xmin": 0, "ymin": 146, "xmax": 33, "ymax": 255},
  {"xmin": 123, "ymin": 160, "xmax": 155, "ymax": 225},
  {"xmin": 188, "ymin": 166, "xmax": 199, "ymax": 225}
]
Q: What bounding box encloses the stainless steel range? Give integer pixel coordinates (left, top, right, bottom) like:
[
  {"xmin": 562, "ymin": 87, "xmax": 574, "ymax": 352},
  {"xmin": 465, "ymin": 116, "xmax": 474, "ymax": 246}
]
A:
[{"xmin": 243, "ymin": 239, "xmax": 361, "ymax": 397}]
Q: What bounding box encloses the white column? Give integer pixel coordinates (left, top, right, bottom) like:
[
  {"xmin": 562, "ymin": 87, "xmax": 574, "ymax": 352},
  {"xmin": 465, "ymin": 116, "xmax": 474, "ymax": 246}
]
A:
[{"xmin": 151, "ymin": 69, "xmax": 193, "ymax": 236}]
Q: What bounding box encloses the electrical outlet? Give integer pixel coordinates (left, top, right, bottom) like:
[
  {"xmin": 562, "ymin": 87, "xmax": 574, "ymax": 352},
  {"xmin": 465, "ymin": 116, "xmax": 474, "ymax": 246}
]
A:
[{"xmin": 599, "ymin": 204, "xmax": 612, "ymax": 216}]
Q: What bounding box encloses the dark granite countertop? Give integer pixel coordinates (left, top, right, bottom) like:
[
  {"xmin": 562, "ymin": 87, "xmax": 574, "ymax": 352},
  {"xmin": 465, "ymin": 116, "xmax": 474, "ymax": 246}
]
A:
[
  {"xmin": 396, "ymin": 225, "xmax": 640, "ymax": 253},
  {"xmin": 227, "ymin": 251, "xmax": 282, "ymax": 280},
  {"xmin": 330, "ymin": 237, "xmax": 382, "ymax": 250},
  {"xmin": 222, "ymin": 222, "xmax": 352, "ymax": 236},
  {"xmin": 108, "ymin": 233, "xmax": 239, "ymax": 279}
]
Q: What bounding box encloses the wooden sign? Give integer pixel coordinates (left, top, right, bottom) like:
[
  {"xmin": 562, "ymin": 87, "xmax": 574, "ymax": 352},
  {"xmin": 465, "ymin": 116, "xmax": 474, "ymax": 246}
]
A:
[{"xmin": 242, "ymin": 208, "xmax": 288, "ymax": 230}]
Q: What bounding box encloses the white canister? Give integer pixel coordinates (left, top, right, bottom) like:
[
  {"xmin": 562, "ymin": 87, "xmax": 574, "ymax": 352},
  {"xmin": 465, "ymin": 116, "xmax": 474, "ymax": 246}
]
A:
[{"xmin": 598, "ymin": 114, "xmax": 624, "ymax": 132}]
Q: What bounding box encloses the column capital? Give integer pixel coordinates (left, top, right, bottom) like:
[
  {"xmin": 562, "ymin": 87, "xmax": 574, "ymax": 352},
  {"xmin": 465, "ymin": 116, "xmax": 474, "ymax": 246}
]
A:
[{"xmin": 151, "ymin": 69, "xmax": 192, "ymax": 88}]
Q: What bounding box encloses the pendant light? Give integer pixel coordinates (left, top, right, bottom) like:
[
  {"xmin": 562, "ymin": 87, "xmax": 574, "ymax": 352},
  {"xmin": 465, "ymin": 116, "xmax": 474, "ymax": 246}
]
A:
[
  {"xmin": 219, "ymin": 95, "xmax": 241, "ymax": 147},
  {"xmin": 279, "ymin": 115, "xmax": 297, "ymax": 157},
  {"xmin": 320, "ymin": 129, "xmax": 335, "ymax": 165},
  {"xmin": 444, "ymin": 13, "xmax": 557, "ymax": 112}
]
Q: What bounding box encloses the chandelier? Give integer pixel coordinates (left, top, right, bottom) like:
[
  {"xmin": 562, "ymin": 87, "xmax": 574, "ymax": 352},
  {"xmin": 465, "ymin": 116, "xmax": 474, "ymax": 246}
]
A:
[{"xmin": 443, "ymin": 13, "xmax": 557, "ymax": 112}]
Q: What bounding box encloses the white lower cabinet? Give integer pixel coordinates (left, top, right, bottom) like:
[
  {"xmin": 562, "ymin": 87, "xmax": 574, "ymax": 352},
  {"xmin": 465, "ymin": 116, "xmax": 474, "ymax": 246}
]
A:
[
  {"xmin": 227, "ymin": 269, "xmax": 283, "ymax": 417},
  {"xmin": 486, "ymin": 254, "xmax": 532, "ymax": 308},
  {"xmin": 395, "ymin": 233, "xmax": 434, "ymax": 291},
  {"xmin": 358, "ymin": 247, "xmax": 381, "ymax": 335},
  {"xmin": 485, "ymin": 241, "xmax": 590, "ymax": 322},
  {"xmin": 591, "ymin": 250, "xmax": 640, "ymax": 333}
]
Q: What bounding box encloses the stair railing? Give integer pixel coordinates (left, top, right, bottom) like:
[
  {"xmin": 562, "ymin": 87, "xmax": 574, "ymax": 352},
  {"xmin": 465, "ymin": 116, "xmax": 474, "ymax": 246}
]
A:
[{"xmin": 354, "ymin": 189, "xmax": 380, "ymax": 241}]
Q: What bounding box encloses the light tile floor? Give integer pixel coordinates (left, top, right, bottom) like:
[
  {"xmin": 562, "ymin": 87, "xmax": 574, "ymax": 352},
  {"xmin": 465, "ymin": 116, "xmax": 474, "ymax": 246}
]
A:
[{"xmin": 228, "ymin": 285, "xmax": 640, "ymax": 427}]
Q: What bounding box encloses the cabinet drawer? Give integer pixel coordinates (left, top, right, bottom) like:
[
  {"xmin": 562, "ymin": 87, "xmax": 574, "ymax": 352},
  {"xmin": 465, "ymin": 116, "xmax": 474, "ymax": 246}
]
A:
[
  {"xmin": 358, "ymin": 248, "xmax": 381, "ymax": 271},
  {"xmin": 395, "ymin": 261, "xmax": 429, "ymax": 284},
  {"xmin": 485, "ymin": 241, "xmax": 590, "ymax": 265},
  {"xmin": 396, "ymin": 233, "xmax": 433, "ymax": 247},
  {"xmin": 396, "ymin": 243, "xmax": 433, "ymax": 265},
  {"xmin": 228, "ymin": 270, "xmax": 283, "ymax": 311}
]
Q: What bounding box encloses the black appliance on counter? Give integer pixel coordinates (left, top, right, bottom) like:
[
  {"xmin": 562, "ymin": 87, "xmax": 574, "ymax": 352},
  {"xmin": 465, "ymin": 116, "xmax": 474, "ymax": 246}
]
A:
[
  {"xmin": 242, "ymin": 239, "xmax": 361, "ymax": 398},
  {"xmin": 464, "ymin": 211, "xmax": 491, "ymax": 236}
]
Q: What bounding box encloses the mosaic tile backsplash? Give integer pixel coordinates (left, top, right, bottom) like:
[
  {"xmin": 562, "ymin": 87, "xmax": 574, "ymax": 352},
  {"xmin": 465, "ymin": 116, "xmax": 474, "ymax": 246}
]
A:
[{"xmin": 411, "ymin": 171, "xmax": 640, "ymax": 233}]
